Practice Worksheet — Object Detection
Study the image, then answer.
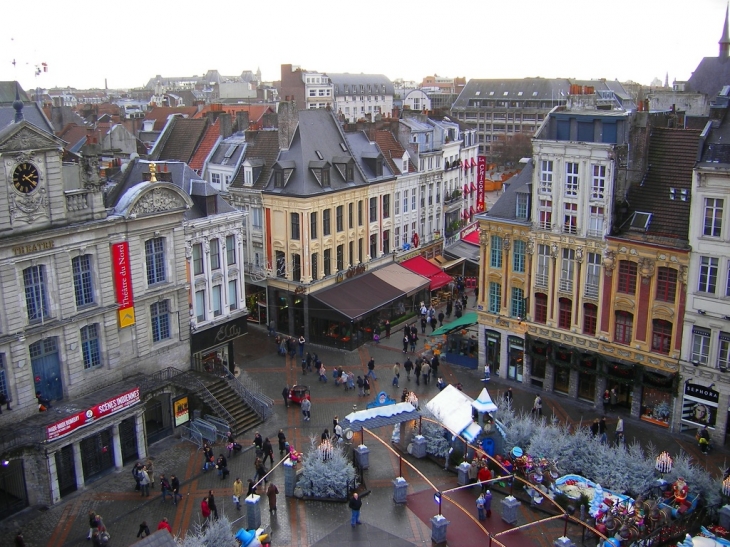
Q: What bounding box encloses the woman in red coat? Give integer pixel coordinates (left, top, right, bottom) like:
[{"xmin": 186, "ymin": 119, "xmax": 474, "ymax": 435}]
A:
[
  {"xmin": 201, "ymin": 497, "xmax": 211, "ymax": 520},
  {"xmin": 478, "ymin": 465, "xmax": 492, "ymax": 494}
]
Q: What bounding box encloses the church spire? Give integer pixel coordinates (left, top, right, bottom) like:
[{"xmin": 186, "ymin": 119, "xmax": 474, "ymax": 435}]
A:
[{"xmin": 720, "ymin": 2, "xmax": 730, "ymax": 58}]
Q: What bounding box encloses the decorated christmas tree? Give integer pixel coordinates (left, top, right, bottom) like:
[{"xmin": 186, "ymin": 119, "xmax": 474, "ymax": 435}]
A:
[{"xmin": 298, "ymin": 436, "xmax": 358, "ymax": 499}]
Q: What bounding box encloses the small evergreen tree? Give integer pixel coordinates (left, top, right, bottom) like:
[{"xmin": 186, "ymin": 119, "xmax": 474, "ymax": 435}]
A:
[
  {"xmin": 298, "ymin": 436, "xmax": 358, "ymax": 499},
  {"xmin": 176, "ymin": 513, "xmax": 239, "ymax": 547}
]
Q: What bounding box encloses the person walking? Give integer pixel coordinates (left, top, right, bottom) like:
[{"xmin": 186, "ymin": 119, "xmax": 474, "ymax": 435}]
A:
[
  {"xmin": 474, "ymin": 287, "xmax": 479, "ymax": 307},
  {"xmin": 384, "ymin": 320, "xmax": 391, "ymax": 339},
  {"xmin": 282, "ymin": 386, "xmax": 290, "ymax": 408},
  {"xmin": 160, "ymin": 474, "xmax": 171, "ymax": 502},
  {"xmin": 136, "ymin": 521, "xmax": 151, "ymax": 538},
  {"xmin": 318, "ymin": 363, "xmax": 328, "ymax": 383},
  {"xmin": 298, "ymin": 335, "xmax": 306, "ymax": 358},
  {"xmin": 409, "ymin": 330, "xmax": 418, "ymax": 353},
  {"xmin": 599, "ymin": 416, "xmax": 608, "ymax": 444},
  {"xmin": 421, "ymin": 361, "xmax": 431, "ymax": 385},
  {"xmin": 431, "ymin": 354, "xmax": 440, "ymax": 379},
  {"xmin": 14, "ymin": 531, "xmax": 24, "ymax": 547},
  {"xmin": 504, "ymin": 387, "xmax": 513, "ymax": 405},
  {"xmin": 202, "ymin": 443, "xmax": 215, "ymax": 471},
  {"xmin": 145, "ymin": 460, "xmax": 155, "ymax": 490},
  {"xmin": 484, "ymin": 489, "xmax": 493, "ymax": 517},
  {"xmin": 216, "ymin": 454, "xmax": 228, "ymax": 480},
  {"xmin": 446, "ymin": 299, "xmax": 453, "ymax": 318},
  {"xmin": 402, "ymin": 331, "xmax": 409, "ymax": 353},
  {"xmin": 610, "ymin": 387, "xmax": 618, "ymax": 411},
  {"xmin": 208, "ymin": 490, "xmax": 218, "ymax": 520},
  {"xmin": 233, "ymin": 477, "xmax": 244, "ymax": 510},
  {"xmin": 301, "ymin": 397, "xmax": 311, "ymax": 422},
  {"xmin": 305, "ymin": 352, "xmax": 313, "ymax": 373},
  {"xmin": 268, "ymin": 319, "xmax": 276, "ymax": 337},
  {"xmin": 602, "ymin": 389, "xmax": 610, "ymax": 412},
  {"xmin": 478, "ymin": 464, "xmax": 492, "ymax": 493},
  {"xmin": 170, "ymin": 474, "xmax": 183, "ymax": 505},
  {"xmin": 392, "ymin": 362, "xmax": 401, "ymax": 387},
  {"xmin": 201, "ymin": 497, "xmax": 211, "ymax": 523},
  {"xmin": 438, "ymin": 311, "xmax": 445, "ymax": 327},
  {"xmin": 278, "ymin": 430, "xmax": 287, "ymax": 457},
  {"xmin": 132, "ymin": 462, "xmax": 142, "ymax": 491},
  {"xmin": 262, "ymin": 437, "xmax": 274, "ymax": 465},
  {"xmin": 157, "ymin": 518, "xmax": 172, "ymax": 534},
  {"xmin": 476, "ymin": 493, "xmax": 486, "ymax": 521},
  {"xmin": 366, "ymin": 358, "xmax": 377, "ymax": 380},
  {"xmin": 363, "ymin": 376, "xmax": 371, "ymax": 396},
  {"xmin": 349, "ymin": 492, "xmax": 363, "ymax": 527},
  {"xmin": 615, "ymin": 417, "xmax": 624, "ymax": 447},
  {"xmin": 403, "ymin": 358, "xmax": 413, "ymax": 381},
  {"xmin": 420, "ymin": 315, "xmax": 427, "ymax": 334},
  {"xmin": 87, "ymin": 511, "xmax": 101, "ymax": 540},
  {"xmin": 357, "ymin": 376, "xmax": 365, "ymax": 396},
  {"xmin": 532, "ymin": 395, "xmax": 542, "ymax": 417},
  {"xmin": 414, "ymin": 359, "xmax": 422, "ymax": 386},
  {"xmin": 267, "ymin": 482, "xmax": 279, "ymax": 514},
  {"xmin": 139, "ymin": 465, "xmax": 151, "ymax": 497},
  {"xmin": 590, "ymin": 418, "xmax": 599, "ymax": 438}
]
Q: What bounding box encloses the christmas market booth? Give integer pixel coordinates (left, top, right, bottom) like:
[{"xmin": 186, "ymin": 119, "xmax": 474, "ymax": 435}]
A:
[{"xmin": 427, "ymin": 312, "xmax": 479, "ymax": 369}]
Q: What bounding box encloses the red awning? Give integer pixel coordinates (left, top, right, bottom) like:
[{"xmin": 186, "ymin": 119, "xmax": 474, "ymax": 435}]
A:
[
  {"xmin": 463, "ymin": 161, "xmax": 469, "ymax": 171},
  {"xmin": 400, "ymin": 255, "xmax": 453, "ymax": 292},
  {"xmin": 463, "ymin": 184, "xmax": 469, "ymax": 195},
  {"xmin": 463, "ymin": 230, "xmax": 480, "ymax": 245},
  {"xmin": 470, "ymin": 182, "xmax": 476, "ymax": 192},
  {"xmin": 462, "ymin": 210, "xmax": 469, "ymax": 219},
  {"xmin": 471, "ymin": 158, "xmax": 476, "ymax": 168},
  {"xmin": 470, "ymin": 206, "xmax": 475, "ymax": 215}
]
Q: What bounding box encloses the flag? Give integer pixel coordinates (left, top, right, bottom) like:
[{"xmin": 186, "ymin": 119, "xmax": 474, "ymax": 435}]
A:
[{"xmin": 42, "ymin": 62, "xmax": 48, "ymax": 72}]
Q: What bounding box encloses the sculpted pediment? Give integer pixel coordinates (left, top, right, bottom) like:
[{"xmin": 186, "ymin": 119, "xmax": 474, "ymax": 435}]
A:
[
  {"xmin": 0, "ymin": 122, "xmax": 64, "ymax": 153},
  {"xmin": 130, "ymin": 187, "xmax": 188, "ymax": 216}
]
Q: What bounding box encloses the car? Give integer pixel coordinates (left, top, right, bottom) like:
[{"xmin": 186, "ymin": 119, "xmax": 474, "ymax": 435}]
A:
[{"xmin": 288, "ymin": 385, "xmax": 310, "ymax": 405}]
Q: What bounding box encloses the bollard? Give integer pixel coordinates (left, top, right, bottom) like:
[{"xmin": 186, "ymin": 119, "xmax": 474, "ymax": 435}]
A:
[
  {"xmin": 284, "ymin": 459, "xmax": 297, "ymax": 497},
  {"xmin": 354, "ymin": 444, "xmax": 370, "ymax": 470},
  {"xmin": 393, "ymin": 477, "xmax": 408, "ymax": 504},
  {"xmin": 457, "ymin": 462, "xmax": 471, "ymax": 486},
  {"xmin": 245, "ymin": 494, "xmax": 261, "ymax": 530},
  {"xmin": 501, "ymin": 495, "xmax": 521, "ymax": 524},
  {"xmin": 430, "ymin": 514, "xmax": 450, "ymax": 544},
  {"xmin": 412, "ymin": 435, "xmax": 427, "ymax": 459}
]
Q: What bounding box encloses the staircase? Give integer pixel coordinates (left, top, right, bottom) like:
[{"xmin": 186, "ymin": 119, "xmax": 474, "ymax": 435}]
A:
[{"xmin": 206, "ymin": 378, "xmax": 262, "ymax": 436}]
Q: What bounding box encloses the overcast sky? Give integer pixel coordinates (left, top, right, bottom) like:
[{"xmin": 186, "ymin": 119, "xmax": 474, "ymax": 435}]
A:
[{"xmin": 2, "ymin": 0, "xmax": 727, "ymax": 92}]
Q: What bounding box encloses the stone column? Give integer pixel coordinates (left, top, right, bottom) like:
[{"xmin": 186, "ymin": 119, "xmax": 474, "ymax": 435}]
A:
[
  {"xmin": 47, "ymin": 452, "xmax": 61, "ymax": 505},
  {"xmin": 135, "ymin": 412, "xmax": 147, "ymax": 460},
  {"xmin": 631, "ymin": 385, "xmax": 642, "ymax": 419},
  {"xmin": 595, "ymin": 376, "xmax": 607, "ymax": 411},
  {"xmin": 523, "ymin": 353, "xmax": 533, "ymax": 386},
  {"xmin": 544, "ymin": 363, "xmax": 555, "ymax": 392},
  {"xmin": 568, "ymin": 369, "xmax": 579, "ymax": 399},
  {"xmin": 111, "ymin": 424, "xmax": 124, "ymax": 470},
  {"xmin": 72, "ymin": 442, "xmax": 85, "ymax": 490}
]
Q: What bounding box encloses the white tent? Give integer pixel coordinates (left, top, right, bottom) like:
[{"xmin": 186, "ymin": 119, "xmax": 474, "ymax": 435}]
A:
[
  {"xmin": 425, "ymin": 384, "xmax": 474, "ymax": 437},
  {"xmin": 473, "ymin": 387, "xmax": 498, "ymax": 413}
]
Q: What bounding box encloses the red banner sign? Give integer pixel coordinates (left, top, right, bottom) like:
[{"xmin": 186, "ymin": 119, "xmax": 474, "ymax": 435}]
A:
[
  {"xmin": 111, "ymin": 241, "xmax": 136, "ymax": 327},
  {"xmin": 477, "ymin": 156, "xmax": 486, "ymax": 212},
  {"xmin": 46, "ymin": 387, "xmax": 141, "ymax": 440}
]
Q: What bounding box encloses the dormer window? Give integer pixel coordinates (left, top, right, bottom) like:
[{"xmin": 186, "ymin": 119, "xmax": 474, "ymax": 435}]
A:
[
  {"xmin": 346, "ymin": 165, "xmax": 354, "ymax": 182},
  {"xmin": 321, "ymin": 167, "xmax": 330, "ymax": 186},
  {"xmin": 274, "ymin": 170, "xmax": 284, "ymax": 188}
]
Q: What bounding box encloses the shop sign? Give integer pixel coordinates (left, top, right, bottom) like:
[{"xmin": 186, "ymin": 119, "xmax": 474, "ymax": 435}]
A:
[
  {"xmin": 173, "ymin": 396, "xmax": 190, "ymax": 427},
  {"xmin": 681, "ymin": 382, "xmax": 718, "ymax": 428},
  {"xmin": 191, "ymin": 313, "xmax": 248, "ymax": 353},
  {"xmin": 477, "ymin": 156, "xmax": 486, "ymax": 212},
  {"xmin": 111, "ymin": 242, "xmax": 135, "ymax": 328},
  {"xmin": 46, "ymin": 387, "xmax": 140, "ymax": 441}
]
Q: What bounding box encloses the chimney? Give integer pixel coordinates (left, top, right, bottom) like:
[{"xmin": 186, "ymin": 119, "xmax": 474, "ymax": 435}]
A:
[
  {"xmin": 262, "ymin": 112, "xmax": 277, "ymax": 129},
  {"xmin": 236, "ymin": 110, "xmax": 249, "ymax": 132},
  {"xmin": 219, "ymin": 113, "xmax": 232, "ymax": 139},
  {"xmin": 278, "ymin": 101, "xmax": 299, "ymax": 150}
]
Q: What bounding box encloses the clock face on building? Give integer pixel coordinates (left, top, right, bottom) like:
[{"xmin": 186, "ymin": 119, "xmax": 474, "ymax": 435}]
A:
[{"xmin": 12, "ymin": 162, "xmax": 39, "ymax": 194}]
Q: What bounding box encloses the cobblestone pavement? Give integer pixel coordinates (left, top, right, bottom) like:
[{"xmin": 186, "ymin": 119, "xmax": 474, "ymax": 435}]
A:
[{"xmin": 0, "ymin": 303, "xmax": 726, "ymax": 547}]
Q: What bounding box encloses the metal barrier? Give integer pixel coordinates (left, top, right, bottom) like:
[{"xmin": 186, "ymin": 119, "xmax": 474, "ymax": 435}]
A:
[
  {"xmin": 180, "ymin": 418, "xmax": 219, "ymax": 450},
  {"xmin": 203, "ymin": 415, "xmax": 232, "ymax": 440}
]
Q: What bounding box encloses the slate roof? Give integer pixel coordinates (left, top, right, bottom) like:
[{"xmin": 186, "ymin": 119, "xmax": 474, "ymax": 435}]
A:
[
  {"xmin": 619, "ymin": 127, "xmax": 701, "ymax": 244},
  {"xmin": 143, "ymin": 106, "xmax": 199, "ymax": 132},
  {"xmin": 152, "ymin": 117, "xmax": 208, "ymax": 163},
  {"xmin": 699, "ymin": 95, "xmax": 730, "ymax": 165},
  {"xmin": 230, "ymin": 130, "xmax": 280, "ymax": 189},
  {"xmin": 0, "ymin": 81, "xmax": 30, "ymax": 104},
  {"xmin": 209, "ymin": 132, "xmax": 247, "ymax": 166},
  {"xmin": 483, "ymin": 160, "xmax": 534, "ymax": 221},
  {"xmin": 344, "ymin": 131, "xmax": 395, "ymax": 182},
  {"xmin": 106, "ymin": 158, "xmax": 235, "ymax": 220},
  {"xmin": 327, "ymin": 73, "xmax": 395, "ymax": 95},
  {"xmin": 188, "ymin": 119, "xmax": 220, "ymax": 172},
  {"xmin": 0, "ymin": 102, "xmax": 55, "ymax": 134},
  {"xmin": 265, "ymin": 109, "xmax": 377, "ymax": 197},
  {"xmin": 193, "ymin": 104, "xmax": 277, "ymax": 129},
  {"xmin": 374, "ymin": 130, "xmax": 414, "ymax": 174},
  {"xmin": 687, "ymin": 57, "xmax": 730, "ymax": 98},
  {"xmin": 451, "ymin": 78, "xmax": 571, "ymax": 109}
]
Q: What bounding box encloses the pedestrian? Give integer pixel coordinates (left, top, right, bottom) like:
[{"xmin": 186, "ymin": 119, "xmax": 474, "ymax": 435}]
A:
[
  {"xmin": 278, "ymin": 336, "xmax": 286, "ymax": 356},
  {"xmin": 392, "ymin": 362, "xmax": 401, "ymax": 387},
  {"xmin": 201, "ymin": 497, "xmax": 211, "ymax": 522},
  {"xmin": 301, "ymin": 356, "xmax": 307, "ymax": 375},
  {"xmin": 363, "ymin": 376, "xmax": 371, "ymax": 396},
  {"xmin": 136, "ymin": 521, "xmax": 151, "ymax": 538},
  {"xmin": 262, "ymin": 437, "xmax": 274, "ymax": 465},
  {"xmin": 366, "ymin": 358, "xmax": 376, "ymax": 380},
  {"xmin": 301, "ymin": 397, "xmax": 311, "ymax": 421},
  {"xmin": 484, "ymin": 489, "xmax": 493, "ymax": 517},
  {"xmin": 87, "ymin": 511, "xmax": 101, "ymax": 540},
  {"xmin": 305, "ymin": 352, "xmax": 313, "ymax": 372},
  {"xmin": 421, "ymin": 361, "xmax": 431, "ymax": 385},
  {"xmin": 599, "ymin": 416, "xmax": 607, "ymax": 444},
  {"xmin": 278, "ymin": 429, "xmax": 287, "ymax": 457},
  {"xmin": 298, "ymin": 335, "xmax": 306, "ymax": 357},
  {"xmin": 256, "ymin": 458, "xmax": 268, "ymax": 485},
  {"xmin": 590, "ymin": 418, "xmax": 599, "ymax": 438},
  {"xmin": 318, "ymin": 363, "xmax": 328, "ymax": 383},
  {"xmin": 145, "ymin": 460, "xmax": 155, "ymax": 490},
  {"xmin": 401, "ymin": 388, "xmax": 409, "ymax": 402},
  {"xmin": 132, "ymin": 462, "xmax": 142, "ymax": 491},
  {"xmin": 414, "ymin": 359, "xmax": 422, "ymax": 386},
  {"xmin": 532, "ymin": 395, "xmax": 542, "ymax": 417},
  {"xmin": 268, "ymin": 319, "xmax": 276, "ymax": 337},
  {"xmin": 421, "ymin": 315, "xmax": 427, "ymax": 334},
  {"xmin": 484, "ymin": 363, "xmax": 491, "ymax": 381},
  {"xmin": 476, "ymin": 493, "xmax": 486, "ymax": 520},
  {"xmin": 454, "ymin": 300, "xmax": 463, "ymax": 319},
  {"xmin": 437, "ymin": 377, "xmax": 447, "ymax": 390},
  {"xmin": 602, "ymin": 389, "xmax": 610, "ymax": 412},
  {"xmin": 233, "ymin": 477, "xmax": 244, "ymax": 510},
  {"xmin": 474, "ymin": 287, "xmax": 479, "ymax": 306},
  {"xmin": 478, "ymin": 464, "xmax": 492, "ymax": 493},
  {"xmin": 160, "ymin": 474, "xmax": 171, "ymax": 502},
  {"xmin": 610, "ymin": 387, "xmax": 618, "ymax": 410},
  {"xmin": 313, "ymin": 353, "xmax": 321, "ymax": 372},
  {"xmin": 446, "ymin": 299, "xmax": 453, "ymax": 318},
  {"xmin": 202, "ymin": 443, "xmax": 214, "ymax": 471},
  {"xmin": 334, "ymin": 422, "xmax": 343, "ymax": 442},
  {"xmin": 349, "ymin": 492, "xmax": 363, "ymax": 527},
  {"xmin": 0, "ymin": 391, "xmax": 11, "ymax": 414},
  {"xmin": 321, "ymin": 428, "xmax": 330, "ymax": 442},
  {"xmin": 157, "ymin": 517, "xmax": 172, "ymax": 534},
  {"xmin": 431, "ymin": 354, "xmax": 440, "ymax": 378},
  {"xmin": 399, "ymin": 359, "xmax": 412, "ymax": 383},
  {"xmin": 267, "ymin": 482, "xmax": 279, "ymax": 514},
  {"xmin": 402, "ymin": 332, "xmax": 409, "ymax": 353},
  {"xmin": 139, "ymin": 465, "xmax": 151, "ymax": 497},
  {"xmin": 36, "ymin": 390, "xmax": 52, "ymax": 410},
  {"xmin": 504, "ymin": 387, "xmax": 513, "ymax": 405},
  {"xmin": 170, "ymin": 474, "xmax": 183, "ymax": 505},
  {"xmin": 14, "ymin": 531, "xmax": 24, "ymax": 547},
  {"xmin": 430, "ymin": 316, "xmax": 438, "ymax": 332},
  {"xmin": 216, "ymin": 454, "xmax": 228, "ymax": 479},
  {"xmin": 615, "ymin": 417, "xmax": 624, "ymax": 447},
  {"xmin": 385, "ymin": 320, "xmax": 391, "ymax": 339},
  {"xmin": 438, "ymin": 311, "xmax": 445, "ymax": 327},
  {"xmin": 282, "ymin": 385, "xmax": 290, "ymax": 408},
  {"xmin": 461, "ymin": 292, "xmax": 468, "ymax": 309},
  {"xmin": 357, "ymin": 375, "xmax": 365, "ymax": 396},
  {"xmin": 208, "ymin": 490, "xmax": 218, "ymax": 520},
  {"xmin": 333, "ymin": 415, "xmax": 339, "ymax": 430},
  {"xmin": 409, "ymin": 330, "xmax": 418, "ymax": 353}
]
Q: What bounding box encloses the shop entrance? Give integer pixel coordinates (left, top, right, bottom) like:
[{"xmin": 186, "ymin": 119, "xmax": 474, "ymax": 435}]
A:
[
  {"xmin": 607, "ymin": 382, "xmax": 633, "ymax": 409},
  {"xmin": 55, "ymin": 445, "xmax": 77, "ymax": 498},
  {"xmin": 80, "ymin": 429, "xmax": 114, "ymax": 483},
  {"xmin": 485, "ymin": 330, "xmax": 500, "ymax": 376},
  {"xmin": 145, "ymin": 397, "xmax": 171, "ymax": 444},
  {"xmin": 507, "ymin": 336, "xmax": 524, "ymax": 382},
  {"xmin": 119, "ymin": 417, "xmax": 139, "ymax": 465},
  {"xmin": 0, "ymin": 458, "xmax": 27, "ymax": 519}
]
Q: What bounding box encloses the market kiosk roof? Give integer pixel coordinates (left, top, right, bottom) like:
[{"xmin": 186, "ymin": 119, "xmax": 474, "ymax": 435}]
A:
[
  {"xmin": 340, "ymin": 402, "xmax": 419, "ymax": 432},
  {"xmin": 400, "ymin": 255, "xmax": 453, "ymax": 291},
  {"xmin": 371, "ymin": 263, "xmax": 430, "ymax": 297},
  {"xmin": 311, "ymin": 271, "xmax": 404, "ymax": 321}
]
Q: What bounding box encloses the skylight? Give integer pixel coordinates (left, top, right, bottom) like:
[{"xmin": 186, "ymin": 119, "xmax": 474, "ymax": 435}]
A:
[
  {"xmin": 628, "ymin": 211, "xmax": 652, "ymax": 232},
  {"xmin": 315, "ymin": 150, "xmax": 324, "ymax": 160}
]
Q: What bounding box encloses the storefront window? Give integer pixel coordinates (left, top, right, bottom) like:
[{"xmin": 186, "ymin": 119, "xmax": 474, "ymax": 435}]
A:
[
  {"xmin": 554, "ymin": 366, "xmax": 570, "ymax": 394},
  {"xmin": 577, "ymin": 372, "xmax": 596, "ymax": 401},
  {"xmin": 485, "ymin": 331, "xmax": 501, "ymax": 376},
  {"xmin": 507, "ymin": 336, "xmax": 524, "ymax": 382},
  {"xmin": 641, "ymin": 388, "xmax": 671, "ymax": 427},
  {"xmin": 531, "ymin": 357, "xmax": 546, "ymax": 388}
]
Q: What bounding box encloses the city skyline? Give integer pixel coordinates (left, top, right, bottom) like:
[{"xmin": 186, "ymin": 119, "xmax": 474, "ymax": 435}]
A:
[{"xmin": 1, "ymin": 0, "xmax": 728, "ymax": 92}]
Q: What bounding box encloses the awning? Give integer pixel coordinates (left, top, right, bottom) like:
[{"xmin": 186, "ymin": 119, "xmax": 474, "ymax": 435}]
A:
[
  {"xmin": 425, "ymin": 385, "xmax": 475, "ymax": 439},
  {"xmin": 463, "ymin": 184, "xmax": 469, "ymax": 194},
  {"xmin": 470, "ymin": 158, "xmax": 476, "ymax": 168},
  {"xmin": 462, "ymin": 230, "xmax": 480, "ymax": 245},
  {"xmin": 463, "ymin": 162, "xmax": 469, "ymax": 171},
  {"xmin": 469, "ymin": 206, "xmax": 475, "ymax": 215},
  {"xmin": 462, "ymin": 210, "xmax": 469, "ymax": 219},
  {"xmin": 431, "ymin": 312, "xmax": 478, "ymax": 336},
  {"xmin": 429, "ymin": 255, "xmax": 466, "ymax": 271},
  {"xmin": 470, "ymin": 182, "xmax": 476, "ymax": 192},
  {"xmin": 371, "ymin": 263, "xmax": 429, "ymax": 297},
  {"xmin": 444, "ymin": 240, "xmax": 480, "ymax": 265},
  {"xmin": 400, "ymin": 255, "xmax": 453, "ymax": 292},
  {"xmin": 311, "ymin": 273, "xmax": 404, "ymax": 321}
]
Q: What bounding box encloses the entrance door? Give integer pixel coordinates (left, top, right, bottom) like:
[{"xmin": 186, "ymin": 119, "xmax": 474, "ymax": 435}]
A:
[
  {"xmin": 80, "ymin": 429, "xmax": 114, "ymax": 482},
  {"xmin": 119, "ymin": 417, "xmax": 139, "ymax": 465},
  {"xmin": 485, "ymin": 331, "xmax": 501, "ymax": 375},
  {"xmin": 55, "ymin": 445, "xmax": 77, "ymax": 498},
  {"xmin": 30, "ymin": 338, "xmax": 63, "ymax": 401},
  {"xmin": 0, "ymin": 458, "xmax": 27, "ymax": 519}
]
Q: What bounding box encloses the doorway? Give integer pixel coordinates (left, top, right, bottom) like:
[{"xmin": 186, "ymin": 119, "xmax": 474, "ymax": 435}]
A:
[{"xmin": 30, "ymin": 338, "xmax": 63, "ymax": 401}]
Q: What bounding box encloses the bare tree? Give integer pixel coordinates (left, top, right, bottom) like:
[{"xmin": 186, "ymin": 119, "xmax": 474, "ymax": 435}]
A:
[{"xmin": 491, "ymin": 134, "xmax": 533, "ymax": 168}]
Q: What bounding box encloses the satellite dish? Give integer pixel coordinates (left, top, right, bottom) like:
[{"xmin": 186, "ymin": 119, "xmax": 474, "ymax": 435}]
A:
[{"xmin": 344, "ymin": 428, "xmax": 354, "ymax": 441}]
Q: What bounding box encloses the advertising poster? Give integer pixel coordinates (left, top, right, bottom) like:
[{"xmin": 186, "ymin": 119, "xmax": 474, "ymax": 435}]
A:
[{"xmin": 173, "ymin": 396, "xmax": 190, "ymax": 427}]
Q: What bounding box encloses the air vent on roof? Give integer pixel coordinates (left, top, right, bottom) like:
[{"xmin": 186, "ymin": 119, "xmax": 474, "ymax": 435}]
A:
[
  {"xmin": 315, "ymin": 150, "xmax": 324, "ymax": 160},
  {"xmin": 628, "ymin": 211, "xmax": 652, "ymax": 232},
  {"xmin": 340, "ymin": 142, "xmax": 347, "ymax": 152}
]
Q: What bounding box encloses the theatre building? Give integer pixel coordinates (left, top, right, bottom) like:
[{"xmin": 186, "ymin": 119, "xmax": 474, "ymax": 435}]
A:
[{"xmin": 0, "ymin": 97, "xmax": 191, "ymax": 515}]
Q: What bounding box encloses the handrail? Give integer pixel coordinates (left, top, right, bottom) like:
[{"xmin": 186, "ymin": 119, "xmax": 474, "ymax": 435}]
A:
[
  {"xmin": 210, "ymin": 363, "xmax": 274, "ymax": 422},
  {"xmin": 168, "ymin": 371, "xmax": 238, "ymax": 433}
]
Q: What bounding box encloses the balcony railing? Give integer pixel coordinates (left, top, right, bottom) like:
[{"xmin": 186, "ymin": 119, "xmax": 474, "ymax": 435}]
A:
[
  {"xmin": 535, "ymin": 273, "xmax": 549, "ymax": 288},
  {"xmin": 559, "ymin": 278, "xmax": 573, "ymax": 293}
]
